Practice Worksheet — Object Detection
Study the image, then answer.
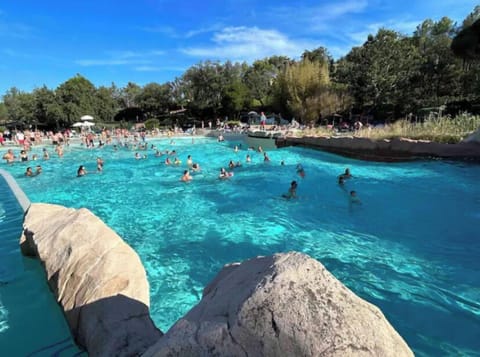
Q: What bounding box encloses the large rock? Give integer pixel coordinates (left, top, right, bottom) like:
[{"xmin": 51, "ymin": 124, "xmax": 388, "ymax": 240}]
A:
[
  {"xmin": 144, "ymin": 252, "xmax": 413, "ymax": 357},
  {"xmin": 21, "ymin": 203, "xmax": 162, "ymax": 356}
]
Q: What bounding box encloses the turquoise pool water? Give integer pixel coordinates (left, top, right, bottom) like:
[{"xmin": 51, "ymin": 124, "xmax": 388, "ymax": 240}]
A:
[
  {"xmin": 0, "ymin": 174, "xmax": 85, "ymax": 356},
  {"xmin": 1, "ymin": 137, "xmax": 479, "ymax": 356}
]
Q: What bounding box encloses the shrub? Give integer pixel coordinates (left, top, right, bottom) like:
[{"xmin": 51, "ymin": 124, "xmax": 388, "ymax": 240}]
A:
[{"xmin": 144, "ymin": 119, "xmax": 160, "ymax": 130}]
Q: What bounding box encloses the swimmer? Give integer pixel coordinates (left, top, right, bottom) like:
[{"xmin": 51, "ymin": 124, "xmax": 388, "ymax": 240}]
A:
[
  {"xmin": 165, "ymin": 157, "xmax": 171, "ymax": 165},
  {"xmin": 228, "ymin": 160, "xmax": 235, "ymax": 169},
  {"xmin": 135, "ymin": 152, "xmax": 141, "ymax": 160},
  {"xmin": 234, "ymin": 145, "xmax": 239, "ymax": 152},
  {"xmin": 264, "ymin": 152, "xmax": 270, "ymax": 162},
  {"xmin": 339, "ymin": 168, "xmax": 353, "ymax": 179},
  {"xmin": 296, "ymin": 164, "xmax": 305, "ymax": 178},
  {"xmin": 191, "ymin": 163, "xmax": 201, "ymax": 172},
  {"xmin": 42, "ymin": 148, "xmax": 49, "ymax": 160},
  {"xmin": 3, "ymin": 149, "xmax": 15, "ymax": 163},
  {"xmin": 282, "ymin": 180, "xmax": 298, "ymax": 199},
  {"xmin": 219, "ymin": 167, "xmax": 233, "ymax": 179},
  {"xmin": 32, "ymin": 154, "xmax": 38, "ymax": 161},
  {"xmin": 20, "ymin": 150, "xmax": 28, "ymax": 162},
  {"xmin": 174, "ymin": 157, "xmax": 181, "ymax": 165},
  {"xmin": 25, "ymin": 167, "xmax": 33, "ymax": 176},
  {"xmin": 181, "ymin": 170, "xmax": 192, "ymax": 182},
  {"xmin": 187, "ymin": 155, "xmax": 193, "ymax": 167},
  {"xmin": 349, "ymin": 190, "xmax": 361, "ymax": 204},
  {"xmin": 155, "ymin": 150, "xmax": 162, "ymax": 157},
  {"xmin": 77, "ymin": 165, "xmax": 87, "ymax": 177},
  {"xmin": 97, "ymin": 157, "xmax": 104, "ymax": 172},
  {"xmin": 35, "ymin": 165, "xmax": 42, "ymax": 175},
  {"xmin": 281, "ymin": 160, "xmax": 285, "ymax": 166},
  {"xmin": 257, "ymin": 146, "xmax": 263, "ymax": 153},
  {"xmin": 338, "ymin": 176, "xmax": 345, "ymax": 185},
  {"xmin": 246, "ymin": 154, "xmax": 251, "ymax": 163}
]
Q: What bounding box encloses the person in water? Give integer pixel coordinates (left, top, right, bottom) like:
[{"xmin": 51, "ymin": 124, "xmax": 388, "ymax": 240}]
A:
[
  {"xmin": 42, "ymin": 148, "xmax": 49, "ymax": 160},
  {"xmin": 25, "ymin": 167, "xmax": 33, "ymax": 176},
  {"xmin": 339, "ymin": 168, "xmax": 353, "ymax": 179},
  {"xmin": 187, "ymin": 155, "xmax": 193, "ymax": 167},
  {"xmin": 338, "ymin": 176, "xmax": 345, "ymax": 185},
  {"xmin": 181, "ymin": 170, "xmax": 192, "ymax": 182},
  {"xmin": 228, "ymin": 160, "xmax": 235, "ymax": 169},
  {"xmin": 296, "ymin": 164, "xmax": 305, "ymax": 178},
  {"xmin": 97, "ymin": 157, "xmax": 104, "ymax": 172},
  {"xmin": 3, "ymin": 149, "xmax": 16, "ymax": 163},
  {"xmin": 191, "ymin": 163, "xmax": 201, "ymax": 172},
  {"xmin": 282, "ymin": 180, "xmax": 298, "ymax": 199},
  {"xmin": 77, "ymin": 165, "xmax": 87, "ymax": 177},
  {"xmin": 246, "ymin": 154, "xmax": 251, "ymax": 163},
  {"xmin": 165, "ymin": 157, "xmax": 171, "ymax": 165},
  {"xmin": 35, "ymin": 165, "xmax": 42, "ymax": 175},
  {"xmin": 219, "ymin": 167, "xmax": 232, "ymax": 179},
  {"xmin": 263, "ymin": 152, "xmax": 270, "ymax": 162},
  {"xmin": 349, "ymin": 190, "xmax": 361, "ymax": 204}
]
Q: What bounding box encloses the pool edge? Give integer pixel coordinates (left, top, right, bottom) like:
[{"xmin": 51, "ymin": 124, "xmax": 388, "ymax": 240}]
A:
[{"xmin": 0, "ymin": 169, "xmax": 31, "ymax": 213}]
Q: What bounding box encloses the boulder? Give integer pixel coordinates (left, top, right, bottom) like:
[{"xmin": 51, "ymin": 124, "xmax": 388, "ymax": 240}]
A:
[
  {"xmin": 144, "ymin": 252, "xmax": 413, "ymax": 357},
  {"xmin": 21, "ymin": 203, "xmax": 162, "ymax": 357}
]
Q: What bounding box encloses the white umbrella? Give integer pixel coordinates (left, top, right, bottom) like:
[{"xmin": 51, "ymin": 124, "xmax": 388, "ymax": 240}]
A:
[
  {"xmin": 72, "ymin": 122, "xmax": 85, "ymax": 127},
  {"xmin": 82, "ymin": 121, "xmax": 95, "ymax": 126},
  {"xmin": 81, "ymin": 115, "xmax": 94, "ymax": 121}
]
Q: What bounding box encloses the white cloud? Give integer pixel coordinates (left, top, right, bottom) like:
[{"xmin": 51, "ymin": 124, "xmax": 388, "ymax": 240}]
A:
[
  {"xmin": 185, "ymin": 23, "xmax": 225, "ymax": 38},
  {"xmin": 75, "ymin": 50, "xmax": 165, "ymax": 67},
  {"xmin": 348, "ymin": 19, "xmax": 421, "ymax": 45},
  {"xmin": 181, "ymin": 26, "xmax": 317, "ymax": 62},
  {"xmin": 134, "ymin": 65, "xmax": 185, "ymax": 72},
  {"xmin": 75, "ymin": 58, "xmax": 151, "ymax": 66},
  {"xmin": 270, "ymin": 0, "xmax": 369, "ymax": 31}
]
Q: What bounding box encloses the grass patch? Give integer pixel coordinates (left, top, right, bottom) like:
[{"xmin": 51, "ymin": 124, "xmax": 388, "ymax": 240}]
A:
[{"xmin": 355, "ymin": 113, "xmax": 480, "ymax": 144}]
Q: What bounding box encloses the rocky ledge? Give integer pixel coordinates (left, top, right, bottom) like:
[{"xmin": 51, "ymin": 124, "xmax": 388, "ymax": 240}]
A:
[
  {"xmin": 20, "ymin": 204, "xmax": 413, "ymax": 356},
  {"xmin": 20, "ymin": 203, "xmax": 162, "ymax": 356},
  {"xmin": 276, "ymin": 136, "xmax": 480, "ymax": 162}
]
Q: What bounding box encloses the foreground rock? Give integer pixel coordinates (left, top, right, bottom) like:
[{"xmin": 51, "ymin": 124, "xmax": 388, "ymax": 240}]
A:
[
  {"xmin": 144, "ymin": 252, "xmax": 413, "ymax": 357},
  {"xmin": 21, "ymin": 203, "xmax": 162, "ymax": 357}
]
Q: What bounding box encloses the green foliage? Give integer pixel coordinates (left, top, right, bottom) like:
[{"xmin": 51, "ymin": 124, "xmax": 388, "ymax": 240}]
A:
[
  {"xmin": 144, "ymin": 118, "xmax": 160, "ymax": 130},
  {"xmin": 55, "ymin": 74, "xmax": 97, "ymax": 126},
  {"xmin": 136, "ymin": 83, "xmax": 171, "ymax": 119}
]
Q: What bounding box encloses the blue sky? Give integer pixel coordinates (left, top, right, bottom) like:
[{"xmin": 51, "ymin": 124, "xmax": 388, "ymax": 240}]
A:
[{"xmin": 0, "ymin": 0, "xmax": 478, "ymax": 95}]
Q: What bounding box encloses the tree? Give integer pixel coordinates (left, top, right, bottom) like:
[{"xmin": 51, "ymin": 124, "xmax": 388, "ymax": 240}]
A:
[
  {"xmin": 95, "ymin": 85, "xmax": 118, "ymax": 122},
  {"xmin": 244, "ymin": 59, "xmax": 277, "ymax": 107},
  {"xmin": 32, "ymin": 86, "xmax": 62, "ymax": 127},
  {"xmin": 136, "ymin": 83, "xmax": 172, "ymax": 119},
  {"xmin": 118, "ymin": 82, "xmax": 141, "ymax": 109},
  {"xmin": 3, "ymin": 87, "xmax": 35, "ymax": 125},
  {"xmin": 182, "ymin": 61, "xmax": 228, "ymax": 117},
  {"xmin": 56, "ymin": 74, "xmax": 97, "ymax": 127},
  {"xmin": 276, "ymin": 59, "xmax": 333, "ymax": 124}
]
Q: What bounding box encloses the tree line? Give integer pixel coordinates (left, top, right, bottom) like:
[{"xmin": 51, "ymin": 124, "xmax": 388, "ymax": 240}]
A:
[{"xmin": 1, "ymin": 6, "xmax": 479, "ymax": 129}]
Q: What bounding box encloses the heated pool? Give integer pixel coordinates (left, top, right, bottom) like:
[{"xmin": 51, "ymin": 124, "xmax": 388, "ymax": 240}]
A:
[{"xmin": 1, "ymin": 137, "xmax": 479, "ymax": 356}]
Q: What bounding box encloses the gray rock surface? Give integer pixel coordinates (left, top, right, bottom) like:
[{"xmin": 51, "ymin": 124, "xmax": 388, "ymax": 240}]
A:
[
  {"xmin": 21, "ymin": 203, "xmax": 162, "ymax": 356},
  {"xmin": 144, "ymin": 252, "xmax": 413, "ymax": 357}
]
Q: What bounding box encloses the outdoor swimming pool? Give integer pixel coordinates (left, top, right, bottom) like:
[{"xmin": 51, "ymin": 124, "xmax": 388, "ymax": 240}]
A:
[{"xmin": 1, "ymin": 137, "xmax": 479, "ymax": 356}]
